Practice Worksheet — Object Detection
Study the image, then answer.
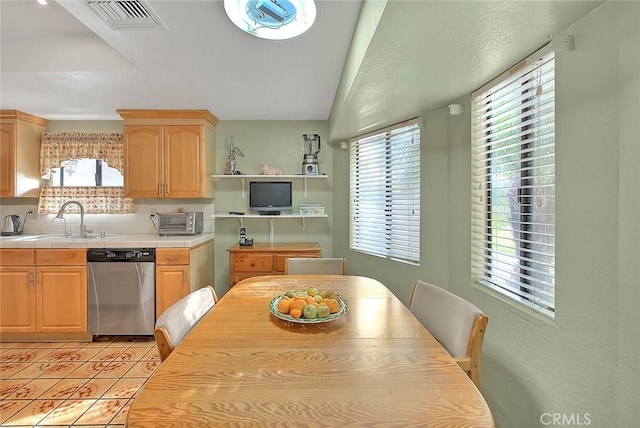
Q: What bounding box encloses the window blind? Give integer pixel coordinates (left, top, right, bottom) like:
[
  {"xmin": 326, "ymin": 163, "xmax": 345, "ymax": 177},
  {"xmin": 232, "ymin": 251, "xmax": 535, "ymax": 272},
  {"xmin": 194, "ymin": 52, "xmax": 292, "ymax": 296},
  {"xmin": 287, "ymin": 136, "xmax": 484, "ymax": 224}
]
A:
[
  {"xmin": 471, "ymin": 46, "xmax": 556, "ymax": 317},
  {"xmin": 350, "ymin": 119, "xmax": 421, "ymax": 264}
]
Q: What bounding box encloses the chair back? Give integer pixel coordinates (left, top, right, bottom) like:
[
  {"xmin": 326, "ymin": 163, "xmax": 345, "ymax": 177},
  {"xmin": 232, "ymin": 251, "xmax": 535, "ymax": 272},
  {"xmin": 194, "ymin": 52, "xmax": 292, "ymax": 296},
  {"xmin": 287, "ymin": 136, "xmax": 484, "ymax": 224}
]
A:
[
  {"xmin": 409, "ymin": 280, "xmax": 488, "ymax": 386},
  {"xmin": 285, "ymin": 257, "xmax": 347, "ymax": 275},
  {"xmin": 154, "ymin": 285, "xmax": 218, "ymax": 362}
]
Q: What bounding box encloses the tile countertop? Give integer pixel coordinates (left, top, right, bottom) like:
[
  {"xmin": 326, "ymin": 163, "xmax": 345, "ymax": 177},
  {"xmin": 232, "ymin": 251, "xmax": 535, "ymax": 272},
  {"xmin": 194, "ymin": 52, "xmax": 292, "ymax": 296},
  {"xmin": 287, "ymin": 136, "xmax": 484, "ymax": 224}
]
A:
[{"xmin": 0, "ymin": 233, "xmax": 214, "ymax": 249}]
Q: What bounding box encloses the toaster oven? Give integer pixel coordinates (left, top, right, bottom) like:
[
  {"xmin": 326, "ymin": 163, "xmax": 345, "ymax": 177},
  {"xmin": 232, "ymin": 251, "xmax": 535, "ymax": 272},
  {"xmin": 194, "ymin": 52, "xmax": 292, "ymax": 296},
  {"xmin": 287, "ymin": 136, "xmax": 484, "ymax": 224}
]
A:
[{"xmin": 157, "ymin": 212, "xmax": 203, "ymax": 236}]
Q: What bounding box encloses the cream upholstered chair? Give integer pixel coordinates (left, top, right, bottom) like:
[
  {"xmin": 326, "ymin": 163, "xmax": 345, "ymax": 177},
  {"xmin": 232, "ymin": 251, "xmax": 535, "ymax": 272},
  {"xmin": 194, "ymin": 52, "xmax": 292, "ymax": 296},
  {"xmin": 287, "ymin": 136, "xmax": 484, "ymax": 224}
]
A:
[
  {"xmin": 285, "ymin": 257, "xmax": 347, "ymax": 275},
  {"xmin": 154, "ymin": 286, "xmax": 218, "ymax": 362},
  {"xmin": 409, "ymin": 280, "xmax": 488, "ymax": 387}
]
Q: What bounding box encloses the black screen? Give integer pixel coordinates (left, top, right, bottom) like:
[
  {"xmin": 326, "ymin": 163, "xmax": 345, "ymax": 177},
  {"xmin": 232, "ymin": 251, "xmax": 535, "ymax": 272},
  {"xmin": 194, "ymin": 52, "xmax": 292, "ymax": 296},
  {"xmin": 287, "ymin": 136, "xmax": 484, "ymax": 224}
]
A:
[{"xmin": 249, "ymin": 181, "xmax": 292, "ymax": 213}]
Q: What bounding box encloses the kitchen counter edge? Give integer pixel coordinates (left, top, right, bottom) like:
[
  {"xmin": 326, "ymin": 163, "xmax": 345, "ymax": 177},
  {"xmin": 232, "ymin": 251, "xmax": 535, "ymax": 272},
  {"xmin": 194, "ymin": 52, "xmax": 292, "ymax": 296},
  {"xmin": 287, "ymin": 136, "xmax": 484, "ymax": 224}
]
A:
[{"xmin": 0, "ymin": 233, "xmax": 214, "ymax": 249}]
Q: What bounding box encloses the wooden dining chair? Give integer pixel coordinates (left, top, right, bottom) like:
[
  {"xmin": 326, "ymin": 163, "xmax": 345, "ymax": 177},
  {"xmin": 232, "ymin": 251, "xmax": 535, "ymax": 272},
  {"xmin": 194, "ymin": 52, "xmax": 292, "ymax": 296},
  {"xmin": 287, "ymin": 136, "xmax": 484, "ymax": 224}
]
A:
[
  {"xmin": 154, "ymin": 285, "xmax": 218, "ymax": 362},
  {"xmin": 409, "ymin": 280, "xmax": 488, "ymax": 387},
  {"xmin": 285, "ymin": 257, "xmax": 347, "ymax": 275}
]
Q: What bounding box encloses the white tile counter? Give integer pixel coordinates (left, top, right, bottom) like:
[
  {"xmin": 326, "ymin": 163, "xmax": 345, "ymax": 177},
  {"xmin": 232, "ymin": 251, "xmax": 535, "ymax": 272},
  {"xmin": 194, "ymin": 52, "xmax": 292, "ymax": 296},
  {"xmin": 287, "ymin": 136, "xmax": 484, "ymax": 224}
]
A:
[{"xmin": 0, "ymin": 233, "xmax": 214, "ymax": 249}]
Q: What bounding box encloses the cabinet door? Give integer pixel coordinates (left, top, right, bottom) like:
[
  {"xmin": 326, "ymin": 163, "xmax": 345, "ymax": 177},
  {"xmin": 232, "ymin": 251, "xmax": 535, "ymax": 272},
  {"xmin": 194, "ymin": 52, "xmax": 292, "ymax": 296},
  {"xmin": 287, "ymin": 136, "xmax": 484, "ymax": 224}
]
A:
[
  {"xmin": 164, "ymin": 125, "xmax": 203, "ymax": 198},
  {"xmin": 0, "ymin": 267, "xmax": 36, "ymax": 332},
  {"xmin": 0, "ymin": 123, "xmax": 16, "ymax": 197},
  {"xmin": 37, "ymin": 266, "xmax": 87, "ymax": 333},
  {"xmin": 124, "ymin": 125, "xmax": 163, "ymax": 198},
  {"xmin": 156, "ymin": 265, "xmax": 190, "ymax": 318}
]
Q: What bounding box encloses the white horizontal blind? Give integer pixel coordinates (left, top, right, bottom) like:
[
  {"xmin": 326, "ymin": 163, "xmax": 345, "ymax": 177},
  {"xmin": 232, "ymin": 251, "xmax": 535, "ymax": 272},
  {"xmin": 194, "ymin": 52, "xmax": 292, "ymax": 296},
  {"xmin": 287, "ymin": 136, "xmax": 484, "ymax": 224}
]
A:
[
  {"xmin": 471, "ymin": 46, "xmax": 556, "ymax": 317},
  {"xmin": 350, "ymin": 119, "xmax": 421, "ymax": 264}
]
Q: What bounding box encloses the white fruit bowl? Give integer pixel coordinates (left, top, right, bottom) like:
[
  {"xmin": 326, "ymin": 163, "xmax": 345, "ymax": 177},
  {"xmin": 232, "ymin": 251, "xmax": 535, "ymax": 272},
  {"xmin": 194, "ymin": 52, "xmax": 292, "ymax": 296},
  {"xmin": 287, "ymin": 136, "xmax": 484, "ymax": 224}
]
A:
[{"xmin": 268, "ymin": 291, "xmax": 348, "ymax": 324}]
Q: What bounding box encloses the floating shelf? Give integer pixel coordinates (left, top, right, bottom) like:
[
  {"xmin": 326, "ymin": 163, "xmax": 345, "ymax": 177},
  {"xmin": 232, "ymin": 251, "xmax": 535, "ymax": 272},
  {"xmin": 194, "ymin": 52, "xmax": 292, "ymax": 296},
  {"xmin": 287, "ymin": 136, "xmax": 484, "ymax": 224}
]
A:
[
  {"xmin": 213, "ymin": 213, "xmax": 328, "ymax": 243},
  {"xmin": 211, "ymin": 174, "xmax": 328, "ymax": 198}
]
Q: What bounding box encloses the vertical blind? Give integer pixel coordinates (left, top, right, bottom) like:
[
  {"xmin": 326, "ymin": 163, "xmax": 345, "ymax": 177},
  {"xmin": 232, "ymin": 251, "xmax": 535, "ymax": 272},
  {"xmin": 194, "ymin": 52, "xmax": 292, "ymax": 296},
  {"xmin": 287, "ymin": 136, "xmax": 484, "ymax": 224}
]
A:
[
  {"xmin": 350, "ymin": 119, "xmax": 421, "ymax": 264},
  {"xmin": 471, "ymin": 46, "xmax": 556, "ymax": 317}
]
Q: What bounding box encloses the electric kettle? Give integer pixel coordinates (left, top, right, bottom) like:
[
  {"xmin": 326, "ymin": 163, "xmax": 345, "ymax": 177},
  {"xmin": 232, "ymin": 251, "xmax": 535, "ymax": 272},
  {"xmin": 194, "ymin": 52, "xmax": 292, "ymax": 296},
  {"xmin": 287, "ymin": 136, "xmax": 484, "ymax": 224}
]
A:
[
  {"xmin": 2, "ymin": 215, "xmax": 20, "ymax": 236},
  {"xmin": 1, "ymin": 211, "xmax": 32, "ymax": 236}
]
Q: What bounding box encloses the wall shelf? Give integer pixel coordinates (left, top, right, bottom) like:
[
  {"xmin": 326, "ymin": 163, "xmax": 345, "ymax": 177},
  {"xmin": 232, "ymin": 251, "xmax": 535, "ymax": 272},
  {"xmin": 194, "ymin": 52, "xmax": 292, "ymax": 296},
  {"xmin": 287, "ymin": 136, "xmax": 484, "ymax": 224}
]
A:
[
  {"xmin": 211, "ymin": 174, "xmax": 328, "ymax": 198},
  {"xmin": 214, "ymin": 213, "xmax": 328, "ymax": 243}
]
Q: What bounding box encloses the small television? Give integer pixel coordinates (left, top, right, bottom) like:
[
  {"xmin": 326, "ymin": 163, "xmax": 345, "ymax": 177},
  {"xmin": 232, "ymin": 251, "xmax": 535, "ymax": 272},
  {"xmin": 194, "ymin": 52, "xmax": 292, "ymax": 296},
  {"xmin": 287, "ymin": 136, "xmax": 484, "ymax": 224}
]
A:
[{"xmin": 249, "ymin": 181, "xmax": 293, "ymax": 215}]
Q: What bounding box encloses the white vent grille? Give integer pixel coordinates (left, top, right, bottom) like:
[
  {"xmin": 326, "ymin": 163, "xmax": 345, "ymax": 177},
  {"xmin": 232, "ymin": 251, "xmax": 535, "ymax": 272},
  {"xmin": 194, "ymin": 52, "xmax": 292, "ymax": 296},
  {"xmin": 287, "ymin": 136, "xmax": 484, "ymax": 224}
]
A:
[{"xmin": 88, "ymin": 0, "xmax": 166, "ymax": 30}]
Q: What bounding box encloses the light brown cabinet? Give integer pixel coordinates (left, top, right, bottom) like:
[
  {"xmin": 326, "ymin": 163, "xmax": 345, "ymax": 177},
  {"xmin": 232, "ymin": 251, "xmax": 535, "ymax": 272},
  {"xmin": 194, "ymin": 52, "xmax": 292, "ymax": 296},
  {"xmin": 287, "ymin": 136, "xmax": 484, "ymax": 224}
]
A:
[
  {"xmin": 155, "ymin": 248, "xmax": 190, "ymax": 317},
  {"xmin": 118, "ymin": 109, "xmax": 218, "ymax": 198},
  {"xmin": 0, "ymin": 110, "xmax": 48, "ymax": 197},
  {"xmin": 155, "ymin": 241, "xmax": 214, "ymax": 318},
  {"xmin": 0, "ymin": 249, "xmax": 87, "ymax": 338},
  {"xmin": 227, "ymin": 242, "xmax": 321, "ymax": 287}
]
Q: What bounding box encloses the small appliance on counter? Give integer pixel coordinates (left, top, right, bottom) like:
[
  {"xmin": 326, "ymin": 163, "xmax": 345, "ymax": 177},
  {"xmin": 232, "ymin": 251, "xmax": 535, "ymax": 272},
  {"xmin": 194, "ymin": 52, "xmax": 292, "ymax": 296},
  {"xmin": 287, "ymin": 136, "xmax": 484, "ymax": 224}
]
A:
[
  {"xmin": 1, "ymin": 211, "xmax": 32, "ymax": 236},
  {"xmin": 302, "ymin": 133, "xmax": 321, "ymax": 175},
  {"xmin": 157, "ymin": 212, "xmax": 203, "ymax": 236}
]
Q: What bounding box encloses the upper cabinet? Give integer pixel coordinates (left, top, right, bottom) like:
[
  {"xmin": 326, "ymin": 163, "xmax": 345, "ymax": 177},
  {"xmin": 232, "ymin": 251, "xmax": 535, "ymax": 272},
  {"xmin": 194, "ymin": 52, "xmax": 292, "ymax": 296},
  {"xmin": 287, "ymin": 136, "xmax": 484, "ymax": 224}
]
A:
[
  {"xmin": 118, "ymin": 109, "xmax": 218, "ymax": 198},
  {"xmin": 0, "ymin": 110, "xmax": 49, "ymax": 198}
]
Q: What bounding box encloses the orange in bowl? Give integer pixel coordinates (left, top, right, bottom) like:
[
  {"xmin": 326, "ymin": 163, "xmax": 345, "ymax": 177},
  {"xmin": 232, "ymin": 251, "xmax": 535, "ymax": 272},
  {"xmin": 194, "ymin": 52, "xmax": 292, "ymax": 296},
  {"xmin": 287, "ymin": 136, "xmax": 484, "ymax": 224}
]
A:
[{"xmin": 277, "ymin": 298, "xmax": 291, "ymax": 314}]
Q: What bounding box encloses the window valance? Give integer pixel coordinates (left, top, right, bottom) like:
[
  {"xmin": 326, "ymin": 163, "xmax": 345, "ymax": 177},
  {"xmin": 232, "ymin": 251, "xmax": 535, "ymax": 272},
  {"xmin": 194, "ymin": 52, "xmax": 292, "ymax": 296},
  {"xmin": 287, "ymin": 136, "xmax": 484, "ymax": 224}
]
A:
[
  {"xmin": 38, "ymin": 187, "xmax": 135, "ymax": 214},
  {"xmin": 40, "ymin": 132, "xmax": 124, "ymax": 176}
]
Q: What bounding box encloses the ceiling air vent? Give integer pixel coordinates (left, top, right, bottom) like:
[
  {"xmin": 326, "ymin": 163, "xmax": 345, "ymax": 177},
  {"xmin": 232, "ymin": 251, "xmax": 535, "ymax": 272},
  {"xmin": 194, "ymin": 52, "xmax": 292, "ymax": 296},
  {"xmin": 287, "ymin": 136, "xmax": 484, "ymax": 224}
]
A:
[{"xmin": 87, "ymin": 0, "xmax": 167, "ymax": 30}]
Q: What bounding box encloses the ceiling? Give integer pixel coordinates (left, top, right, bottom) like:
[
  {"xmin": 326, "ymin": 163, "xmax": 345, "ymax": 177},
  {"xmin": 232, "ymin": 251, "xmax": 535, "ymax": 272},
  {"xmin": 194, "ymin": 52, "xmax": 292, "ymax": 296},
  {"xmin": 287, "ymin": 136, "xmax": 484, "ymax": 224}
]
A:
[
  {"xmin": 0, "ymin": 0, "xmax": 361, "ymax": 121},
  {"xmin": 1, "ymin": 0, "xmax": 604, "ymax": 141}
]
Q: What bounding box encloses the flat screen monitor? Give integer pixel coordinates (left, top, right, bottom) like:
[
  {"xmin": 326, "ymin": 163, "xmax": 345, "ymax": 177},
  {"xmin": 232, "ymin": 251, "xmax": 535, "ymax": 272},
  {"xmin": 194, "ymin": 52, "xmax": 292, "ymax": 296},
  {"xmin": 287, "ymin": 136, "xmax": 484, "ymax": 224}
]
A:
[{"xmin": 249, "ymin": 181, "xmax": 292, "ymax": 215}]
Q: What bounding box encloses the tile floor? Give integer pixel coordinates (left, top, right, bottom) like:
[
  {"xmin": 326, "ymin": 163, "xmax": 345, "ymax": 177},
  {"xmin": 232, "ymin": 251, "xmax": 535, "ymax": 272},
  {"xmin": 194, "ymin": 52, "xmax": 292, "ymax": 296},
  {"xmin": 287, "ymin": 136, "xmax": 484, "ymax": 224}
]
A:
[{"xmin": 0, "ymin": 336, "xmax": 159, "ymax": 427}]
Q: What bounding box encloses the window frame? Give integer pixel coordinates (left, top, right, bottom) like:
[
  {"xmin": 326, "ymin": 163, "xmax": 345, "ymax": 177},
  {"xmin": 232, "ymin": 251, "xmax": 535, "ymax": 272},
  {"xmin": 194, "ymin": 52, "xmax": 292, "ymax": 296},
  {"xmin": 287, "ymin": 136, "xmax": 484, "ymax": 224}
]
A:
[
  {"xmin": 471, "ymin": 45, "xmax": 556, "ymax": 318},
  {"xmin": 349, "ymin": 118, "xmax": 421, "ymax": 265}
]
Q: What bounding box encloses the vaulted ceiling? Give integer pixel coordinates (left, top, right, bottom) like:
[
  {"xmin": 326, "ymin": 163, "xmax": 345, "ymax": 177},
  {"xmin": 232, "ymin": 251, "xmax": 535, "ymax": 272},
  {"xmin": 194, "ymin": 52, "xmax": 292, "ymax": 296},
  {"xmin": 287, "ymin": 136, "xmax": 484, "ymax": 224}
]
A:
[{"xmin": 1, "ymin": 0, "xmax": 603, "ymax": 141}]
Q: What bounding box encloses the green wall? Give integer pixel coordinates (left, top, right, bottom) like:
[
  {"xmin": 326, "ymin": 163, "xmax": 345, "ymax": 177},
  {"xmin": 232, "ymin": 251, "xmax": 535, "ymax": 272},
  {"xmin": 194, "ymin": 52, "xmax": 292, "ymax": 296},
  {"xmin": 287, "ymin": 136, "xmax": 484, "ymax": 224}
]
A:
[
  {"xmin": 213, "ymin": 120, "xmax": 334, "ymax": 294},
  {"xmin": 331, "ymin": 2, "xmax": 640, "ymax": 426}
]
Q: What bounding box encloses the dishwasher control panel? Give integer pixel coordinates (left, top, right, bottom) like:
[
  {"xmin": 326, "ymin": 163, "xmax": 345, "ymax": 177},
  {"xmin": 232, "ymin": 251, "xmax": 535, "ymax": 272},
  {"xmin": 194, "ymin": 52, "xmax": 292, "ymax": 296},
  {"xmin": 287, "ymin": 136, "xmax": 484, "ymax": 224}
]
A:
[{"xmin": 87, "ymin": 248, "xmax": 155, "ymax": 263}]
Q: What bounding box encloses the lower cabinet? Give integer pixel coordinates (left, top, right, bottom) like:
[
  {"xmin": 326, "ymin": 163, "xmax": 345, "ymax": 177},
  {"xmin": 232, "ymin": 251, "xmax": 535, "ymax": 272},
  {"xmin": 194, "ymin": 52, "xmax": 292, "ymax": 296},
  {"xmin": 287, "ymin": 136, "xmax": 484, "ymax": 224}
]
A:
[
  {"xmin": 155, "ymin": 241, "xmax": 214, "ymax": 319},
  {"xmin": 0, "ymin": 264, "xmax": 36, "ymax": 332},
  {"xmin": 0, "ymin": 249, "xmax": 87, "ymax": 335},
  {"xmin": 156, "ymin": 249, "xmax": 190, "ymax": 318},
  {"xmin": 227, "ymin": 242, "xmax": 321, "ymax": 287}
]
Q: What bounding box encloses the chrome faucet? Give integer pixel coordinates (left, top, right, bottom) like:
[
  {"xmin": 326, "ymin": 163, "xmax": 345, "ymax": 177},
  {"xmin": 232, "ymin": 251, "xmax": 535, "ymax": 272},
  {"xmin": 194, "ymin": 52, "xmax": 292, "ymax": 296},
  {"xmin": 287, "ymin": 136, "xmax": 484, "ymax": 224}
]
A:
[{"xmin": 52, "ymin": 200, "xmax": 92, "ymax": 238}]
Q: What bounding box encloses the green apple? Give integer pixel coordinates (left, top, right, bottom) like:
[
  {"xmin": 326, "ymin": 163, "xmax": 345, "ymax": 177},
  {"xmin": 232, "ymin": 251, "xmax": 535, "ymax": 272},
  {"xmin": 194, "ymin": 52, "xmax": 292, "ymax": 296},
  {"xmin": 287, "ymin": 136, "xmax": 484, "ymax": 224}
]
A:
[
  {"xmin": 316, "ymin": 305, "xmax": 330, "ymax": 318},
  {"xmin": 302, "ymin": 304, "xmax": 317, "ymax": 319}
]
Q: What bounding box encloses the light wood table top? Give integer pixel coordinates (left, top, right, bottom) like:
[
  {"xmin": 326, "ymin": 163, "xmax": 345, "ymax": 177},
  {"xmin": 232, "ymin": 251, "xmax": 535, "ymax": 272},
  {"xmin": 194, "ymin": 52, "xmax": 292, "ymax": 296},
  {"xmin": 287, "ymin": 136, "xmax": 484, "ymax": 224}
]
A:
[{"xmin": 127, "ymin": 275, "xmax": 494, "ymax": 427}]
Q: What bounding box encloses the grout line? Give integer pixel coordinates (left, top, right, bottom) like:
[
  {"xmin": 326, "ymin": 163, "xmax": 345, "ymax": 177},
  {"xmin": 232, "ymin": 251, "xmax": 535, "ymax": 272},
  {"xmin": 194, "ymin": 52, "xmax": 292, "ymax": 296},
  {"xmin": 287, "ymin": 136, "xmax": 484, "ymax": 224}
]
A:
[{"xmin": 0, "ymin": 336, "xmax": 157, "ymax": 427}]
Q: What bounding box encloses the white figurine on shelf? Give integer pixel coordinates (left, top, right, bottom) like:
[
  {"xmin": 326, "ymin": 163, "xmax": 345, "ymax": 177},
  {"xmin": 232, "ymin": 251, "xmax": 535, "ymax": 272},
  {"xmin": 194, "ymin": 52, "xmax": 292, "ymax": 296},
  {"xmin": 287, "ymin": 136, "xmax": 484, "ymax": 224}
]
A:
[
  {"xmin": 260, "ymin": 163, "xmax": 284, "ymax": 175},
  {"xmin": 224, "ymin": 136, "xmax": 245, "ymax": 175}
]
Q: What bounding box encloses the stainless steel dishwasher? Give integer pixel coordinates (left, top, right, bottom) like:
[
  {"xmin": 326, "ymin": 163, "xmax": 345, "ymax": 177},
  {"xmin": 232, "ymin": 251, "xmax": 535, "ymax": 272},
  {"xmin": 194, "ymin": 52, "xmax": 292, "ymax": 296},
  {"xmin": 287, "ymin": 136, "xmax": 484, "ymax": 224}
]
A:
[{"xmin": 87, "ymin": 248, "xmax": 155, "ymax": 336}]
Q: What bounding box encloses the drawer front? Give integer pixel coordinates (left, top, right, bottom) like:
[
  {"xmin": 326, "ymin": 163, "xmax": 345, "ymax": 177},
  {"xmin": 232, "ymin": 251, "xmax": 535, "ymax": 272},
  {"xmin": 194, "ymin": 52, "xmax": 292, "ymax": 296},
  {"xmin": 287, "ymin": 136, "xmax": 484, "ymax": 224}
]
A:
[
  {"xmin": 274, "ymin": 252, "xmax": 320, "ymax": 272},
  {"xmin": 156, "ymin": 248, "xmax": 189, "ymax": 265},
  {"xmin": 36, "ymin": 249, "xmax": 86, "ymax": 266},
  {"xmin": 0, "ymin": 249, "xmax": 35, "ymax": 266},
  {"xmin": 233, "ymin": 254, "xmax": 273, "ymax": 272}
]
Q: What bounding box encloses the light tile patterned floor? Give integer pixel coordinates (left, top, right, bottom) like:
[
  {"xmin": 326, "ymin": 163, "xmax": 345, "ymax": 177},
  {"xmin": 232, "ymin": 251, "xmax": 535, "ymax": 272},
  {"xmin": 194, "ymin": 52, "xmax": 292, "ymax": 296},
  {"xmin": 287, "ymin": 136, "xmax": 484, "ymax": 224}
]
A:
[{"xmin": 0, "ymin": 336, "xmax": 159, "ymax": 427}]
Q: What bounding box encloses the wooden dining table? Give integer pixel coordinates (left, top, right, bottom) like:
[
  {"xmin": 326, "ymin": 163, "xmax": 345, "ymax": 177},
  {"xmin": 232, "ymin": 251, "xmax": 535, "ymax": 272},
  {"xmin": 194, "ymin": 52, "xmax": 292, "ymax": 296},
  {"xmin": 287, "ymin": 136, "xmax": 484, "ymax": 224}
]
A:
[{"xmin": 127, "ymin": 275, "xmax": 494, "ymax": 427}]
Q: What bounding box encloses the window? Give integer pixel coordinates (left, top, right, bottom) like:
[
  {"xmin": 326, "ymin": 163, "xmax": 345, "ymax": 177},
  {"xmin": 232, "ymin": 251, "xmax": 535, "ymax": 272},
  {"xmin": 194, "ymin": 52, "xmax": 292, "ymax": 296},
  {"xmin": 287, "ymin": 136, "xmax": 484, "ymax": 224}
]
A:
[
  {"xmin": 471, "ymin": 46, "xmax": 556, "ymax": 317},
  {"xmin": 350, "ymin": 119, "xmax": 421, "ymax": 264},
  {"xmin": 50, "ymin": 159, "xmax": 123, "ymax": 187},
  {"xmin": 38, "ymin": 132, "xmax": 134, "ymax": 214}
]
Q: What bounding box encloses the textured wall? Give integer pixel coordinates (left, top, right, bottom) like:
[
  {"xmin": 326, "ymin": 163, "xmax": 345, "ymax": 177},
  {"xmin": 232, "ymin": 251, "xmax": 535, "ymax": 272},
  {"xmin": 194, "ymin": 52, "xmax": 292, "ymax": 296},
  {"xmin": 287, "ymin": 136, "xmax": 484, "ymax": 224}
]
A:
[
  {"xmin": 332, "ymin": 1, "xmax": 640, "ymax": 427},
  {"xmin": 213, "ymin": 120, "xmax": 333, "ymax": 295}
]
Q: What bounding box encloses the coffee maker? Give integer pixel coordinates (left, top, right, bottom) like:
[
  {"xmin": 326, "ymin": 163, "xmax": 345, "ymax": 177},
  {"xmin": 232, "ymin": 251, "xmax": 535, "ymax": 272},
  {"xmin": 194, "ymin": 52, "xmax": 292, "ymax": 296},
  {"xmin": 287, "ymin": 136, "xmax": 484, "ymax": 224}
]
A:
[{"xmin": 302, "ymin": 133, "xmax": 321, "ymax": 175}]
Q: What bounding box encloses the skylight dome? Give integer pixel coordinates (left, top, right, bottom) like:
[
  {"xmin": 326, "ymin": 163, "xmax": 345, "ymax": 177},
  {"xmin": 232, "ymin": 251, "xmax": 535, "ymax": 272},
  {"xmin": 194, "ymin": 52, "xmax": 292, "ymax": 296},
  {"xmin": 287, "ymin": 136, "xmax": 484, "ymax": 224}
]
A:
[{"xmin": 224, "ymin": 0, "xmax": 316, "ymax": 40}]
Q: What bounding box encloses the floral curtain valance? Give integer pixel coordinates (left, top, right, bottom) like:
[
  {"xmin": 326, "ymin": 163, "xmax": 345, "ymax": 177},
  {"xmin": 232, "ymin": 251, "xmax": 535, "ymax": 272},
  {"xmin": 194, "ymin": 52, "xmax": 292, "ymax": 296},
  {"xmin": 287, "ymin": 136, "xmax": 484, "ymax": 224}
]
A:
[
  {"xmin": 40, "ymin": 132, "xmax": 124, "ymax": 176},
  {"xmin": 38, "ymin": 187, "xmax": 135, "ymax": 214}
]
